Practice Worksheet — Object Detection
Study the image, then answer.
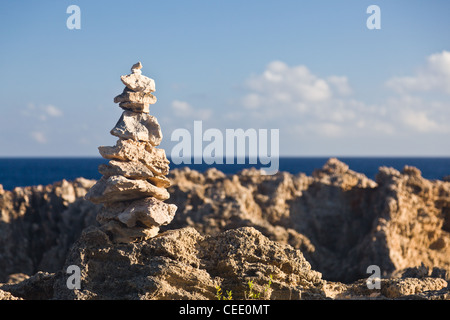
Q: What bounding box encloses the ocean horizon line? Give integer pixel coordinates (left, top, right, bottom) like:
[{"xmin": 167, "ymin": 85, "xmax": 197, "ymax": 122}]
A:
[
  {"xmin": 1, "ymin": 155, "xmax": 450, "ymax": 159},
  {"xmin": 1, "ymin": 157, "xmax": 449, "ymax": 191}
]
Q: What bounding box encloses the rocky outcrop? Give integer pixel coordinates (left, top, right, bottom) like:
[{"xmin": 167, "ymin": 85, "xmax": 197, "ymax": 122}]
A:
[
  {"xmin": 50, "ymin": 226, "xmax": 322, "ymax": 300},
  {"xmin": 0, "ymin": 158, "xmax": 449, "ymax": 299},
  {"xmin": 165, "ymin": 158, "xmax": 450, "ymax": 283},
  {"xmin": 0, "ymin": 178, "xmax": 99, "ymax": 282},
  {"xmin": 1, "ymin": 226, "xmax": 447, "ymax": 300}
]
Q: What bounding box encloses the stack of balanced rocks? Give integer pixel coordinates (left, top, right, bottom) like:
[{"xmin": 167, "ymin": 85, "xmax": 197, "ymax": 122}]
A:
[{"xmin": 85, "ymin": 62, "xmax": 177, "ymax": 243}]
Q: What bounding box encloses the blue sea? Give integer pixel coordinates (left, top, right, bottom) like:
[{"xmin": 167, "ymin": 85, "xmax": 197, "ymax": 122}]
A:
[{"xmin": 0, "ymin": 157, "xmax": 449, "ymax": 191}]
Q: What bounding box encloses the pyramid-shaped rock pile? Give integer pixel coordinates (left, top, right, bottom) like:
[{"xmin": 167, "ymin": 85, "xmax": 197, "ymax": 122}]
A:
[{"xmin": 85, "ymin": 62, "xmax": 177, "ymax": 243}]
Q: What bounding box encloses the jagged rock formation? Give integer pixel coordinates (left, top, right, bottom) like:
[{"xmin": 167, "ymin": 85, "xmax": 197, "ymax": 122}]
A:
[
  {"xmin": 166, "ymin": 158, "xmax": 450, "ymax": 282},
  {"xmin": 85, "ymin": 62, "xmax": 176, "ymax": 243},
  {"xmin": 1, "ymin": 227, "xmax": 448, "ymax": 300},
  {"xmin": 50, "ymin": 226, "xmax": 323, "ymax": 300},
  {"xmin": 0, "ymin": 158, "xmax": 449, "ymax": 299},
  {"xmin": 0, "ymin": 178, "xmax": 98, "ymax": 282}
]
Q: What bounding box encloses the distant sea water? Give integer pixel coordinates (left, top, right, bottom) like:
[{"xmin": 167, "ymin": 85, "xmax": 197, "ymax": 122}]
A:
[{"xmin": 0, "ymin": 157, "xmax": 449, "ymax": 191}]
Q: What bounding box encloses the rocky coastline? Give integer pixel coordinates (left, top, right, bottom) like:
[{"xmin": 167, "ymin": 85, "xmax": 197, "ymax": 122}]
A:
[{"xmin": 0, "ymin": 158, "xmax": 449, "ymax": 300}]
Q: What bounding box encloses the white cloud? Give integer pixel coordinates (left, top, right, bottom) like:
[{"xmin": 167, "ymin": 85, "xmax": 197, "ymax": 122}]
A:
[
  {"xmin": 237, "ymin": 60, "xmax": 385, "ymax": 137},
  {"xmin": 232, "ymin": 54, "xmax": 450, "ymax": 140},
  {"xmin": 30, "ymin": 131, "xmax": 47, "ymax": 144},
  {"xmin": 386, "ymin": 50, "xmax": 450, "ymax": 94},
  {"xmin": 171, "ymin": 100, "xmax": 212, "ymax": 121},
  {"xmin": 383, "ymin": 51, "xmax": 450, "ymax": 134},
  {"xmin": 163, "ymin": 53, "xmax": 450, "ymax": 156},
  {"xmin": 243, "ymin": 61, "xmax": 333, "ymax": 110},
  {"xmin": 44, "ymin": 105, "xmax": 63, "ymax": 117},
  {"xmin": 401, "ymin": 110, "xmax": 441, "ymax": 133},
  {"xmin": 327, "ymin": 76, "xmax": 352, "ymax": 96},
  {"xmin": 21, "ymin": 103, "xmax": 63, "ymax": 120}
]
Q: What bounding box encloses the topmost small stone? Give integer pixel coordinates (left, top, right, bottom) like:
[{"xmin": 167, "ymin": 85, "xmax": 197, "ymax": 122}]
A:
[
  {"xmin": 121, "ymin": 63, "xmax": 155, "ymax": 93},
  {"xmin": 131, "ymin": 62, "xmax": 143, "ymax": 72},
  {"xmin": 131, "ymin": 62, "xmax": 143, "ymax": 75}
]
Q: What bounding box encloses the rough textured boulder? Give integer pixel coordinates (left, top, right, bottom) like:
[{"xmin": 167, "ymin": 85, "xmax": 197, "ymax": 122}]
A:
[
  {"xmin": 110, "ymin": 111, "xmax": 162, "ymax": 146},
  {"xmin": 164, "ymin": 158, "xmax": 450, "ymax": 282},
  {"xmin": 0, "ymin": 178, "xmax": 100, "ymax": 283},
  {"xmin": 97, "ymin": 139, "xmax": 169, "ymax": 176},
  {"xmin": 85, "ymin": 175, "xmax": 170, "ymax": 203},
  {"xmin": 1, "ymin": 226, "xmax": 448, "ymax": 300},
  {"xmin": 0, "ymin": 158, "xmax": 449, "ymax": 299},
  {"xmin": 49, "ymin": 226, "xmax": 323, "ymax": 300}
]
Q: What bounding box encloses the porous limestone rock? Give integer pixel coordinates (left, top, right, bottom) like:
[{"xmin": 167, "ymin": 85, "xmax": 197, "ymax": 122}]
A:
[
  {"xmin": 118, "ymin": 101, "xmax": 150, "ymax": 113},
  {"xmin": 121, "ymin": 73, "xmax": 155, "ymax": 93},
  {"xmin": 114, "ymin": 88, "xmax": 157, "ymax": 105},
  {"xmin": 166, "ymin": 158, "xmax": 450, "ymax": 283},
  {"xmin": 0, "ymin": 178, "xmax": 99, "ymax": 283},
  {"xmin": 51, "ymin": 226, "xmax": 324, "ymax": 300},
  {"xmin": 85, "ymin": 175, "xmax": 170, "ymax": 204},
  {"xmin": 100, "ymin": 220, "xmax": 159, "ymax": 243},
  {"xmin": 97, "ymin": 197, "xmax": 177, "ymax": 228},
  {"xmin": 131, "ymin": 61, "xmax": 143, "ymax": 75},
  {"xmin": 110, "ymin": 111, "xmax": 162, "ymax": 146},
  {"xmin": 1, "ymin": 159, "xmax": 449, "ymax": 299},
  {"xmin": 98, "ymin": 139, "xmax": 169, "ymax": 176},
  {"xmin": 98, "ymin": 160, "xmax": 155, "ymax": 180}
]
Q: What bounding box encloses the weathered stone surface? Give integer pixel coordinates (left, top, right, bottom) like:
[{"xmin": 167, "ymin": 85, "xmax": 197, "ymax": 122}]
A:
[
  {"xmin": 1, "ymin": 158, "xmax": 450, "ymax": 300},
  {"xmin": 118, "ymin": 101, "xmax": 150, "ymax": 113},
  {"xmin": 0, "ymin": 271, "xmax": 54, "ymax": 300},
  {"xmin": 0, "ymin": 178, "xmax": 100, "ymax": 283},
  {"xmin": 98, "ymin": 139, "xmax": 169, "ymax": 176},
  {"xmin": 131, "ymin": 62, "xmax": 143, "ymax": 75},
  {"xmin": 148, "ymin": 175, "xmax": 171, "ymax": 188},
  {"xmin": 0, "ymin": 289, "xmax": 21, "ymax": 300},
  {"xmin": 51, "ymin": 227, "xmax": 323, "ymax": 300},
  {"xmin": 85, "ymin": 175, "xmax": 170, "ymax": 204},
  {"xmin": 381, "ymin": 277, "xmax": 448, "ymax": 298},
  {"xmin": 98, "ymin": 160, "xmax": 171, "ymax": 188},
  {"xmin": 110, "ymin": 111, "xmax": 162, "ymax": 146},
  {"xmin": 97, "ymin": 197, "xmax": 176, "ymax": 228},
  {"xmin": 166, "ymin": 159, "xmax": 450, "ymax": 283},
  {"xmin": 121, "ymin": 73, "xmax": 155, "ymax": 93},
  {"xmin": 119, "ymin": 102, "xmax": 150, "ymax": 113},
  {"xmin": 100, "ymin": 220, "xmax": 159, "ymax": 243},
  {"xmin": 98, "ymin": 160, "xmax": 154, "ymax": 180},
  {"xmin": 114, "ymin": 89, "xmax": 157, "ymax": 105}
]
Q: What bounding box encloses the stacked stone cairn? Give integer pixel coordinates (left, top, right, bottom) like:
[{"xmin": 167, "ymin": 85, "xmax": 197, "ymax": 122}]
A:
[{"xmin": 85, "ymin": 62, "xmax": 177, "ymax": 243}]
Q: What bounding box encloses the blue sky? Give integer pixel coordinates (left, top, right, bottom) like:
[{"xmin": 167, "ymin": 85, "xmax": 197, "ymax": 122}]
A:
[{"xmin": 1, "ymin": 0, "xmax": 449, "ymax": 156}]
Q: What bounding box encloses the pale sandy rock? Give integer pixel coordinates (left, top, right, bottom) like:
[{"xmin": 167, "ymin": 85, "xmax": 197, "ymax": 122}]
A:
[
  {"xmin": 121, "ymin": 73, "xmax": 155, "ymax": 93},
  {"xmin": 110, "ymin": 111, "xmax": 162, "ymax": 146},
  {"xmin": 131, "ymin": 61, "xmax": 142, "ymax": 71},
  {"xmin": 117, "ymin": 197, "xmax": 176, "ymax": 228},
  {"xmin": 131, "ymin": 62, "xmax": 143, "ymax": 75},
  {"xmin": 1, "ymin": 159, "xmax": 450, "ymax": 299},
  {"xmin": 52, "ymin": 226, "xmax": 323, "ymax": 300},
  {"xmin": 100, "ymin": 220, "xmax": 159, "ymax": 243},
  {"xmin": 0, "ymin": 289, "xmax": 21, "ymax": 300},
  {"xmin": 148, "ymin": 175, "xmax": 171, "ymax": 188},
  {"xmin": 381, "ymin": 277, "xmax": 448, "ymax": 298},
  {"xmin": 84, "ymin": 175, "xmax": 170, "ymax": 204},
  {"xmin": 118, "ymin": 102, "xmax": 150, "ymax": 113},
  {"xmin": 114, "ymin": 88, "xmax": 157, "ymax": 105},
  {"xmin": 97, "ymin": 197, "xmax": 176, "ymax": 228},
  {"xmin": 0, "ymin": 179, "xmax": 99, "ymax": 282},
  {"xmin": 98, "ymin": 160, "xmax": 154, "ymax": 180},
  {"xmin": 312, "ymin": 157, "xmax": 377, "ymax": 189},
  {"xmin": 98, "ymin": 139, "xmax": 169, "ymax": 176},
  {"xmin": 98, "ymin": 160, "xmax": 171, "ymax": 188}
]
